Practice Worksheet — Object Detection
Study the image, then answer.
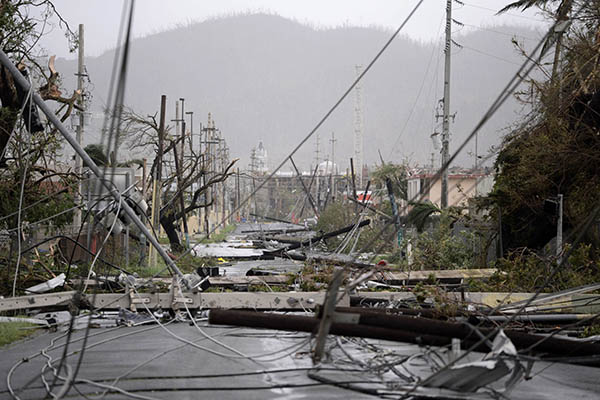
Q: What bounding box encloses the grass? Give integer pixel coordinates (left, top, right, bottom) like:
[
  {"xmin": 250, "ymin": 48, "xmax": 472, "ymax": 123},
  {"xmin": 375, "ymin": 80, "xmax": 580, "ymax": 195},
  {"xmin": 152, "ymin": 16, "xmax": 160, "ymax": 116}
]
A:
[
  {"xmin": 0, "ymin": 321, "xmax": 36, "ymax": 347},
  {"xmin": 199, "ymin": 224, "xmax": 236, "ymax": 244}
]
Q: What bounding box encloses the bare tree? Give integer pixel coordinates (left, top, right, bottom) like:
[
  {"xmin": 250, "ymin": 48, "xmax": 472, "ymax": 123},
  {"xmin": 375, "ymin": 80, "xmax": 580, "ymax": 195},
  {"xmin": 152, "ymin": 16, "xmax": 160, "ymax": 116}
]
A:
[{"xmin": 123, "ymin": 109, "xmax": 237, "ymax": 252}]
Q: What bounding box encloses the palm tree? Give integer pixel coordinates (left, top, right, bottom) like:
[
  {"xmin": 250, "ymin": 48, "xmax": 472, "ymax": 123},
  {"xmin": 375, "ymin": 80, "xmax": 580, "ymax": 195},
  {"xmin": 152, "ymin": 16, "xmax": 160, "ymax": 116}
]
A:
[
  {"xmin": 499, "ymin": 0, "xmax": 573, "ymax": 82},
  {"xmin": 407, "ymin": 201, "xmax": 441, "ymax": 232}
]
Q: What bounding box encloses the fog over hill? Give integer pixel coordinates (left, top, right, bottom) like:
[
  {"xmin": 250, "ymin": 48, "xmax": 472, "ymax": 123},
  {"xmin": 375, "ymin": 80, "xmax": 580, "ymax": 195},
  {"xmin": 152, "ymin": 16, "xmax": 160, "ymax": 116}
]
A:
[{"xmin": 55, "ymin": 13, "xmax": 541, "ymax": 171}]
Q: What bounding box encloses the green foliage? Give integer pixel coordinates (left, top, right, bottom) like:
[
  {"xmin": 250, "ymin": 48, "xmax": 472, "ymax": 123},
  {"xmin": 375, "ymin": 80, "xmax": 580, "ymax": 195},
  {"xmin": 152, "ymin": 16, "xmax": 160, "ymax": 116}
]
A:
[
  {"xmin": 412, "ymin": 282, "xmax": 459, "ymax": 316},
  {"xmin": 315, "ymin": 202, "xmax": 395, "ymax": 253},
  {"xmin": 0, "ymin": 321, "xmax": 35, "ymax": 347},
  {"xmin": 84, "ymin": 144, "xmax": 109, "ymax": 166},
  {"xmin": 407, "ymin": 201, "xmax": 441, "ymax": 232},
  {"xmin": 477, "ymin": 244, "xmax": 600, "ymax": 293},
  {"xmin": 580, "ymin": 323, "xmax": 600, "ymax": 338},
  {"xmin": 371, "ymin": 163, "xmax": 408, "ymax": 200},
  {"xmin": 199, "ymin": 224, "xmax": 236, "ymax": 244},
  {"xmin": 407, "ymin": 216, "xmax": 480, "ymax": 270},
  {"xmin": 247, "ymin": 283, "xmax": 289, "ymax": 292},
  {"xmin": 490, "ymin": 8, "xmax": 600, "ymax": 253},
  {"xmin": 298, "ymin": 263, "xmax": 335, "ymax": 291},
  {"xmin": 0, "ymin": 177, "xmax": 75, "ymax": 232}
]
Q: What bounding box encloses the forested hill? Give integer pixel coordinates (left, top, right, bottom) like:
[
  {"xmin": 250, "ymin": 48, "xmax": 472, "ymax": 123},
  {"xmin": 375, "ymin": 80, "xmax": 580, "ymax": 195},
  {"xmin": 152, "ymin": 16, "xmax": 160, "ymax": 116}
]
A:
[{"xmin": 56, "ymin": 13, "xmax": 542, "ymax": 170}]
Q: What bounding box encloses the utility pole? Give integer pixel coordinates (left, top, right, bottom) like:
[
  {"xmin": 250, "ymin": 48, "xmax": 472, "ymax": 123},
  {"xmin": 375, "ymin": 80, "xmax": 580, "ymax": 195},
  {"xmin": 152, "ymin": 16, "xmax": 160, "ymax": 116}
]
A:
[
  {"xmin": 314, "ymin": 133, "xmax": 320, "ymax": 213},
  {"xmin": 440, "ymin": 0, "xmax": 453, "ymax": 209},
  {"xmin": 201, "ymin": 114, "xmax": 220, "ymax": 235},
  {"xmin": 330, "ymin": 131, "xmax": 337, "ymax": 201},
  {"xmin": 557, "ymin": 194, "xmax": 563, "ymax": 262},
  {"xmin": 179, "ymin": 98, "xmax": 190, "ymax": 246},
  {"xmin": 172, "ymin": 99, "xmax": 190, "ymax": 248},
  {"xmin": 236, "ymin": 167, "xmax": 240, "ymax": 221},
  {"xmin": 74, "ymin": 23, "xmax": 85, "ymax": 231},
  {"xmin": 186, "ymin": 111, "xmax": 194, "ymax": 155},
  {"xmin": 149, "ymin": 95, "xmax": 166, "ymax": 267},
  {"xmin": 353, "ymin": 65, "xmax": 364, "ymax": 188}
]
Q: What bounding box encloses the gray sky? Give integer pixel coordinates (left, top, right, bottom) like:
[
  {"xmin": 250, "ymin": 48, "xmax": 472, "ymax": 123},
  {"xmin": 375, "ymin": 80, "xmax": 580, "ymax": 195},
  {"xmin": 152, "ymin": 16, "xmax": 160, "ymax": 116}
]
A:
[{"xmin": 38, "ymin": 0, "xmax": 547, "ymax": 59}]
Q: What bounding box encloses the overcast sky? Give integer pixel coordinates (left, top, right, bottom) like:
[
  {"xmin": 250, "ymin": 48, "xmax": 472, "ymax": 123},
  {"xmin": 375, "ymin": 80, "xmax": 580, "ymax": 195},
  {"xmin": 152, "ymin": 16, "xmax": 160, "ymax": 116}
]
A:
[{"xmin": 37, "ymin": 0, "xmax": 547, "ymax": 59}]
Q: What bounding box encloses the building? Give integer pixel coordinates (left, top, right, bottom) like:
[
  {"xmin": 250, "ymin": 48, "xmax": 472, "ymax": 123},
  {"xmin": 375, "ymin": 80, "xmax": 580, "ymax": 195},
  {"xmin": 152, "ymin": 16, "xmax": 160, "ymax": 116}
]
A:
[
  {"xmin": 255, "ymin": 141, "xmax": 268, "ymax": 174},
  {"xmin": 407, "ymin": 167, "xmax": 494, "ymax": 208}
]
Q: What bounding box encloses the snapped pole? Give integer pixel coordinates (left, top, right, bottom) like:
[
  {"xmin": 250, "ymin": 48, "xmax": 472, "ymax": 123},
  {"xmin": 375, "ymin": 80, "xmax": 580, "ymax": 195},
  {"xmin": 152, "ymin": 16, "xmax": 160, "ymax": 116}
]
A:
[{"xmin": 0, "ymin": 50, "xmax": 186, "ymax": 281}]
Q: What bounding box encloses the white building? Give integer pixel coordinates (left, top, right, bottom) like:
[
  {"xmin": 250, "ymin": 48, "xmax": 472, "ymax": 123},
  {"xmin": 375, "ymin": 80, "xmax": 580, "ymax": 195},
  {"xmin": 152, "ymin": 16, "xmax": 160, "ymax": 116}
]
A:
[{"xmin": 256, "ymin": 141, "xmax": 268, "ymax": 174}]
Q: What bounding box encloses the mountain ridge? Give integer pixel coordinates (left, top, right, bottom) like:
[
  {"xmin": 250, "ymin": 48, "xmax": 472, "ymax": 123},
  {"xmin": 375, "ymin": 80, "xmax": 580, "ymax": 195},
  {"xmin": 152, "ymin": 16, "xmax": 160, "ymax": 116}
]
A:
[{"xmin": 55, "ymin": 13, "xmax": 540, "ymax": 171}]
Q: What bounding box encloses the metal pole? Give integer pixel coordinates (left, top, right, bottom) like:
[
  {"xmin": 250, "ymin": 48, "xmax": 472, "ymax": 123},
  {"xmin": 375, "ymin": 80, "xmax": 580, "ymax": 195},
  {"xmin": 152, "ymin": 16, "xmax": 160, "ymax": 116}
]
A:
[
  {"xmin": 441, "ymin": 0, "xmax": 452, "ymax": 209},
  {"xmin": 0, "ymin": 51, "xmax": 186, "ymax": 281},
  {"xmin": 74, "ymin": 24, "xmax": 85, "ymax": 230},
  {"xmin": 124, "ymin": 171, "xmax": 130, "ymax": 266}
]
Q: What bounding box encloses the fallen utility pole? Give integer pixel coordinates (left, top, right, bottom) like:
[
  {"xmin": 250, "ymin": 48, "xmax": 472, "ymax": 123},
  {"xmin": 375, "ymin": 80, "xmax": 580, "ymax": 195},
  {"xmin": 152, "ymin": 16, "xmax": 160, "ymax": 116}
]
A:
[
  {"xmin": 0, "ymin": 291, "xmax": 348, "ymax": 312},
  {"xmin": 241, "ymin": 227, "xmax": 308, "ymax": 234},
  {"xmin": 265, "ymin": 219, "xmax": 371, "ymax": 255},
  {"xmin": 209, "ymin": 309, "xmax": 475, "ymax": 351},
  {"xmin": 347, "ymin": 196, "xmax": 392, "ymax": 221},
  {"xmin": 285, "ymin": 251, "xmax": 374, "ymax": 269},
  {"xmin": 0, "ymin": 50, "xmax": 186, "ymax": 282},
  {"xmin": 209, "ymin": 309, "xmax": 600, "ymax": 364},
  {"xmin": 249, "ymin": 213, "xmax": 304, "ymax": 226}
]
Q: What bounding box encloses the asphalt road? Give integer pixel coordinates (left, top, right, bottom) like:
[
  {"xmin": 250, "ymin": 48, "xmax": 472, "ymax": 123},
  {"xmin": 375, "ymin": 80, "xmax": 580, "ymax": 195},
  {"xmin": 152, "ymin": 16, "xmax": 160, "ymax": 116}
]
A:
[{"xmin": 1, "ymin": 319, "xmax": 599, "ymax": 399}]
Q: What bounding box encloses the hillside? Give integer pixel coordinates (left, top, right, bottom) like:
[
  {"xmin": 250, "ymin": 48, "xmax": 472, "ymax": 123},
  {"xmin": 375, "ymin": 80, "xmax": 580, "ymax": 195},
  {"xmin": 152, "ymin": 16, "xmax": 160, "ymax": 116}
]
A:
[{"xmin": 55, "ymin": 13, "xmax": 541, "ymax": 170}]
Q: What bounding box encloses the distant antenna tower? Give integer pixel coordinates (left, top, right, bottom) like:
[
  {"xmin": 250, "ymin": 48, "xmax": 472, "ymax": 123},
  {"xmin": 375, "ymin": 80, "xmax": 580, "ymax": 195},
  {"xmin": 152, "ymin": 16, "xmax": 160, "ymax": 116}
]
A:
[{"xmin": 353, "ymin": 65, "xmax": 364, "ymax": 186}]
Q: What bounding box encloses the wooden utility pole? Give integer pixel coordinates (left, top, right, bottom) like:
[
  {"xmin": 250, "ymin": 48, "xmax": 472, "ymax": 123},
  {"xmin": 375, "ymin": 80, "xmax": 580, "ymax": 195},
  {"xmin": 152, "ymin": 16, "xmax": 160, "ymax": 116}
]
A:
[
  {"xmin": 74, "ymin": 23, "xmax": 85, "ymax": 230},
  {"xmin": 149, "ymin": 95, "xmax": 166, "ymax": 267}
]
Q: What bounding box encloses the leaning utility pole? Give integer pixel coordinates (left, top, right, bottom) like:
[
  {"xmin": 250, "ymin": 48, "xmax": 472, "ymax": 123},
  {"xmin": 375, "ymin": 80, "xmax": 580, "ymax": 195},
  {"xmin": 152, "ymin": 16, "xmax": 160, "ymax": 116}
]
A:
[
  {"xmin": 74, "ymin": 23, "xmax": 85, "ymax": 230},
  {"xmin": 441, "ymin": 0, "xmax": 452, "ymax": 209}
]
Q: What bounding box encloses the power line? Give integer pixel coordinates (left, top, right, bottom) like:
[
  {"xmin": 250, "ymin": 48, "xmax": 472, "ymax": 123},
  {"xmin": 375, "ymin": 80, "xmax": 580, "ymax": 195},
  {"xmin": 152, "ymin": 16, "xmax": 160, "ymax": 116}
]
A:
[
  {"xmin": 461, "ymin": 43, "xmax": 523, "ymax": 65},
  {"xmin": 459, "ymin": 21, "xmax": 539, "ymax": 40},
  {"xmin": 388, "ymin": 15, "xmax": 445, "ymax": 159},
  {"xmin": 173, "ymin": 0, "xmax": 427, "ymax": 260}
]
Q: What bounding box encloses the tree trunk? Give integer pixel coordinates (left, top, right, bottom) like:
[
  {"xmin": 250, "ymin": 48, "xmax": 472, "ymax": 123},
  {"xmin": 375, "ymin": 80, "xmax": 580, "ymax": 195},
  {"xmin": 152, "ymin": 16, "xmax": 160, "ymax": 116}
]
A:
[
  {"xmin": 0, "ymin": 65, "xmax": 20, "ymax": 164},
  {"xmin": 160, "ymin": 212, "xmax": 184, "ymax": 253}
]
